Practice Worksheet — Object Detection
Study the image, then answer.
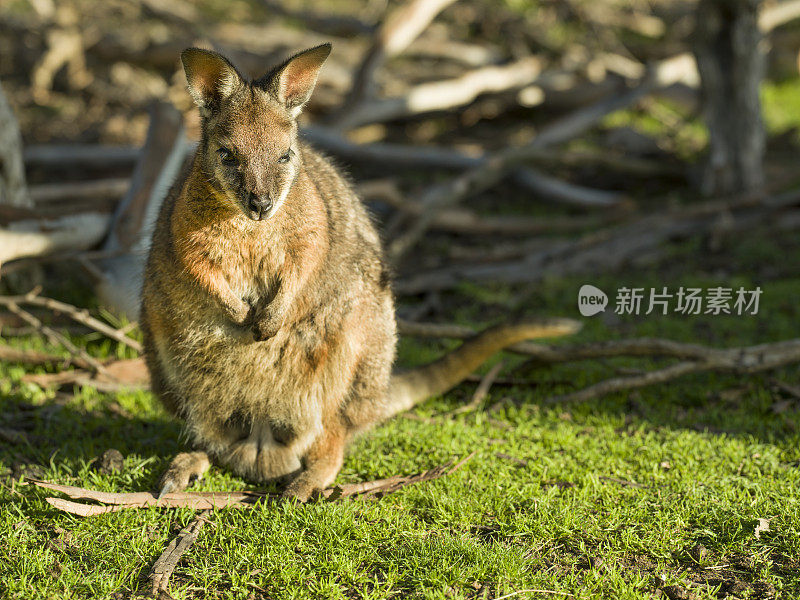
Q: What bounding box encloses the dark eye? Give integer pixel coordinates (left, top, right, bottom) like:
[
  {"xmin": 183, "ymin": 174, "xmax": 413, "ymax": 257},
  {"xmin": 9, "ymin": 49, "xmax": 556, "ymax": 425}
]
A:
[
  {"xmin": 218, "ymin": 147, "xmax": 238, "ymax": 166},
  {"xmin": 277, "ymin": 149, "xmax": 292, "ymax": 164}
]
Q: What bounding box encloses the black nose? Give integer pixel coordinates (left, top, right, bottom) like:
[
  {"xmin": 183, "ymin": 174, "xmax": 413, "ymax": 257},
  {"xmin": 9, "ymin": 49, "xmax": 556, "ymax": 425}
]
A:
[{"xmin": 247, "ymin": 193, "xmax": 272, "ymax": 220}]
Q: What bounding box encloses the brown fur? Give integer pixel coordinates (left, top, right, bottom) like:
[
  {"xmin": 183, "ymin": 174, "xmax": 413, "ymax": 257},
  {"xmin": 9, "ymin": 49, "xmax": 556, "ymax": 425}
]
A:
[{"xmin": 141, "ymin": 45, "xmax": 577, "ymax": 501}]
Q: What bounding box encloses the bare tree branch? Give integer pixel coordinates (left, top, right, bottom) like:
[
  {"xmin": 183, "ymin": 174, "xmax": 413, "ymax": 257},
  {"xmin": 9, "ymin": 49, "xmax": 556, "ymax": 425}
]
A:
[
  {"xmin": 0, "ymin": 211, "xmax": 111, "ymax": 267},
  {"xmin": 304, "ymin": 126, "xmax": 626, "ymax": 208},
  {"xmin": 394, "ymin": 187, "xmax": 800, "ymax": 294},
  {"xmin": 335, "ymin": 56, "xmax": 544, "ymax": 130},
  {"xmin": 1, "ymin": 301, "xmax": 107, "ymax": 374},
  {"xmin": 358, "ymin": 179, "xmax": 624, "ymax": 235},
  {"xmin": 0, "ymin": 290, "xmax": 142, "ymax": 352},
  {"xmin": 333, "ymin": 0, "xmax": 459, "ymax": 122},
  {"xmin": 386, "ymin": 54, "xmax": 697, "ymax": 261},
  {"xmin": 549, "ymin": 339, "xmax": 800, "ymax": 404},
  {"xmin": 23, "ymin": 144, "xmax": 141, "ymax": 168},
  {"xmin": 397, "ymin": 319, "xmax": 800, "ymax": 403},
  {"xmin": 759, "ymin": 0, "xmax": 800, "ymax": 31},
  {"xmin": 0, "ymin": 345, "xmax": 75, "ymax": 368},
  {"xmin": 29, "ymin": 178, "xmax": 130, "ymax": 204}
]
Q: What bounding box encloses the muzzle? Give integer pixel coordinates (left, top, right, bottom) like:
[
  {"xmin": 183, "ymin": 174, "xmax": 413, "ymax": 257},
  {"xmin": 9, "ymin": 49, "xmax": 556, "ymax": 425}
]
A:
[{"xmin": 247, "ymin": 193, "xmax": 273, "ymax": 221}]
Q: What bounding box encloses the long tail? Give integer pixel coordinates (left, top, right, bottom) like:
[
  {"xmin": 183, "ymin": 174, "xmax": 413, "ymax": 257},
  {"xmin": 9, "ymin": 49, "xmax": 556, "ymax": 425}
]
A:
[{"xmin": 386, "ymin": 318, "xmax": 580, "ymax": 417}]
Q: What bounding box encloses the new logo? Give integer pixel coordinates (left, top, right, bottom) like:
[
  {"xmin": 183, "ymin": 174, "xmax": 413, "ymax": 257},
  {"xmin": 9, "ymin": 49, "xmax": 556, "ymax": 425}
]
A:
[{"xmin": 578, "ymin": 284, "xmax": 608, "ymax": 316}]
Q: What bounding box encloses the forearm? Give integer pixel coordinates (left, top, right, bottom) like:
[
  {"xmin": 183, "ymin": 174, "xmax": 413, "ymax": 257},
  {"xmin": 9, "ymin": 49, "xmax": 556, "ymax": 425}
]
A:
[{"xmin": 185, "ymin": 260, "xmax": 250, "ymax": 324}]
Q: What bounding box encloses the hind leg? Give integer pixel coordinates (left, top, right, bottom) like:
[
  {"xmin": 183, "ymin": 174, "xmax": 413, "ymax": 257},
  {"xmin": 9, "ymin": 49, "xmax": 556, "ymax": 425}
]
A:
[{"xmin": 157, "ymin": 451, "xmax": 211, "ymax": 498}]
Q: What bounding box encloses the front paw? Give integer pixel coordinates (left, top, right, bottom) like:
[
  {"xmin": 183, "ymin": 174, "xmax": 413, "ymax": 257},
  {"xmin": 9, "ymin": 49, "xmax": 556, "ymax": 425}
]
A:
[
  {"xmin": 228, "ymin": 300, "xmax": 252, "ymax": 326},
  {"xmin": 157, "ymin": 451, "xmax": 210, "ymax": 500},
  {"xmin": 252, "ymin": 312, "xmax": 283, "ymax": 341}
]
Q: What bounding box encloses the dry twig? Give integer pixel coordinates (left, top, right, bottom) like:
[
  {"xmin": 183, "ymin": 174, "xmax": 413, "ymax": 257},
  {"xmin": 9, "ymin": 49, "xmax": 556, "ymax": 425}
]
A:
[
  {"xmin": 28, "ymin": 454, "xmax": 476, "ymax": 516},
  {"xmin": 397, "ymin": 319, "xmax": 800, "ymax": 403},
  {"xmin": 447, "ymin": 361, "xmax": 505, "ymax": 416},
  {"xmin": 0, "ymin": 289, "xmax": 142, "ymax": 352},
  {"xmin": 148, "ymin": 510, "xmax": 211, "ymax": 599},
  {"xmin": 1, "ymin": 301, "xmax": 107, "ymax": 375}
]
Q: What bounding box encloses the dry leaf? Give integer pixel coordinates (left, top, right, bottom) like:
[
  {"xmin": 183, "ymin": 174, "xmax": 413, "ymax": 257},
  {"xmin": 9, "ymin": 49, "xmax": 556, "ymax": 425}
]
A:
[{"xmin": 754, "ymin": 517, "xmax": 771, "ymax": 539}]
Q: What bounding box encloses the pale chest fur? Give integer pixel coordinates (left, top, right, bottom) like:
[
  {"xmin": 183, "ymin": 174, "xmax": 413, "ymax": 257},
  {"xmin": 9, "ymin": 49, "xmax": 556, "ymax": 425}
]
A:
[{"xmin": 198, "ymin": 222, "xmax": 285, "ymax": 303}]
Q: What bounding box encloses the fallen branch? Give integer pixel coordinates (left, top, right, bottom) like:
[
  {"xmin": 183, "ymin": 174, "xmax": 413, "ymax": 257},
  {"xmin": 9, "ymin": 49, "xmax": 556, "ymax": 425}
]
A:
[
  {"xmin": 359, "ymin": 179, "xmax": 624, "ymax": 235},
  {"xmin": 0, "ymin": 212, "xmax": 111, "ymax": 266},
  {"xmin": 394, "ymin": 187, "xmax": 800, "ymax": 294},
  {"xmin": 333, "ymin": 0, "xmax": 458, "ymax": 121},
  {"xmin": 29, "ymin": 178, "xmax": 130, "ymax": 204},
  {"xmin": 23, "ymin": 144, "xmax": 140, "ymax": 168},
  {"xmin": 0, "ymin": 289, "xmax": 142, "ymax": 352},
  {"xmin": 24, "ymin": 135, "xmax": 679, "ymax": 180},
  {"xmin": 335, "ymin": 56, "xmax": 545, "ymax": 130},
  {"xmin": 397, "ymin": 319, "xmax": 800, "ymax": 403},
  {"xmin": 148, "ymin": 510, "xmax": 210, "ymax": 599},
  {"xmin": 386, "ymin": 53, "xmax": 697, "ymax": 260},
  {"xmin": 0, "ymin": 345, "xmax": 75, "ymax": 368},
  {"xmin": 28, "ymin": 453, "xmax": 476, "ymax": 516},
  {"xmin": 759, "ymin": 0, "xmax": 800, "ymax": 31},
  {"xmin": 2, "ymin": 301, "xmax": 106, "ymax": 375},
  {"xmin": 404, "ymin": 36, "xmax": 501, "ymax": 67},
  {"xmin": 547, "ymin": 336, "xmax": 800, "ymax": 404},
  {"xmin": 305, "ymin": 126, "xmax": 627, "ymax": 208},
  {"xmin": 20, "ymin": 357, "xmax": 148, "ymax": 391}
]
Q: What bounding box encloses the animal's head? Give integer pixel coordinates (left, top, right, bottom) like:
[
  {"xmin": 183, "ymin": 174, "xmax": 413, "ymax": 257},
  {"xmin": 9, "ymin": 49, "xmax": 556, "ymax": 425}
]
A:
[{"xmin": 181, "ymin": 44, "xmax": 331, "ymax": 221}]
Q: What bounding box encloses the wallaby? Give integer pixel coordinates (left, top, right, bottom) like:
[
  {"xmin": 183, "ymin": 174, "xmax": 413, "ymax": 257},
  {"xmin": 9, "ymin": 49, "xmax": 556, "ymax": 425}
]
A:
[{"xmin": 140, "ymin": 44, "xmax": 578, "ymax": 501}]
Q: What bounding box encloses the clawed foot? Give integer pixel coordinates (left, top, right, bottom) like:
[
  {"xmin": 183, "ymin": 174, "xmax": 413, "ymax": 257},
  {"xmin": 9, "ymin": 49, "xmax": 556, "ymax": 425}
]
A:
[
  {"xmin": 280, "ymin": 473, "xmax": 324, "ymax": 503},
  {"xmin": 157, "ymin": 451, "xmax": 211, "ymax": 500}
]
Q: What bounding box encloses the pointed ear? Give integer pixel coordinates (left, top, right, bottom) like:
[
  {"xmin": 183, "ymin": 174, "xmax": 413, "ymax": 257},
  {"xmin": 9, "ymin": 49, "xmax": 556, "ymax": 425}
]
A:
[
  {"xmin": 264, "ymin": 44, "xmax": 331, "ymax": 116},
  {"xmin": 181, "ymin": 48, "xmax": 243, "ymax": 113}
]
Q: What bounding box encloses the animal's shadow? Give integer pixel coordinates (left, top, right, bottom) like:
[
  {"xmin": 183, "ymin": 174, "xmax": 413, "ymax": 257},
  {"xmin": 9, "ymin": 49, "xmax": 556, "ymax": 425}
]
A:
[{"xmin": 1, "ymin": 391, "xmax": 186, "ymax": 492}]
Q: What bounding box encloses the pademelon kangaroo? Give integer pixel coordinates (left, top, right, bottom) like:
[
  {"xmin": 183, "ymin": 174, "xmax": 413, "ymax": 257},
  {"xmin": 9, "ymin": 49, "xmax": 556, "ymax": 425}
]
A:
[{"xmin": 140, "ymin": 44, "xmax": 578, "ymax": 501}]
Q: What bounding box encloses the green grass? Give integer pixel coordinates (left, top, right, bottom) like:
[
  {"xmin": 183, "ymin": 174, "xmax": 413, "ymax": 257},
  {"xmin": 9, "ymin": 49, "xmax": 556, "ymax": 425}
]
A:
[
  {"xmin": 7, "ymin": 0, "xmax": 800, "ymax": 596},
  {"xmin": 2, "ymin": 240, "xmax": 800, "ymax": 599},
  {"xmin": 762, "ymin": 78, "xmax": 800, "ymax": 135}
]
